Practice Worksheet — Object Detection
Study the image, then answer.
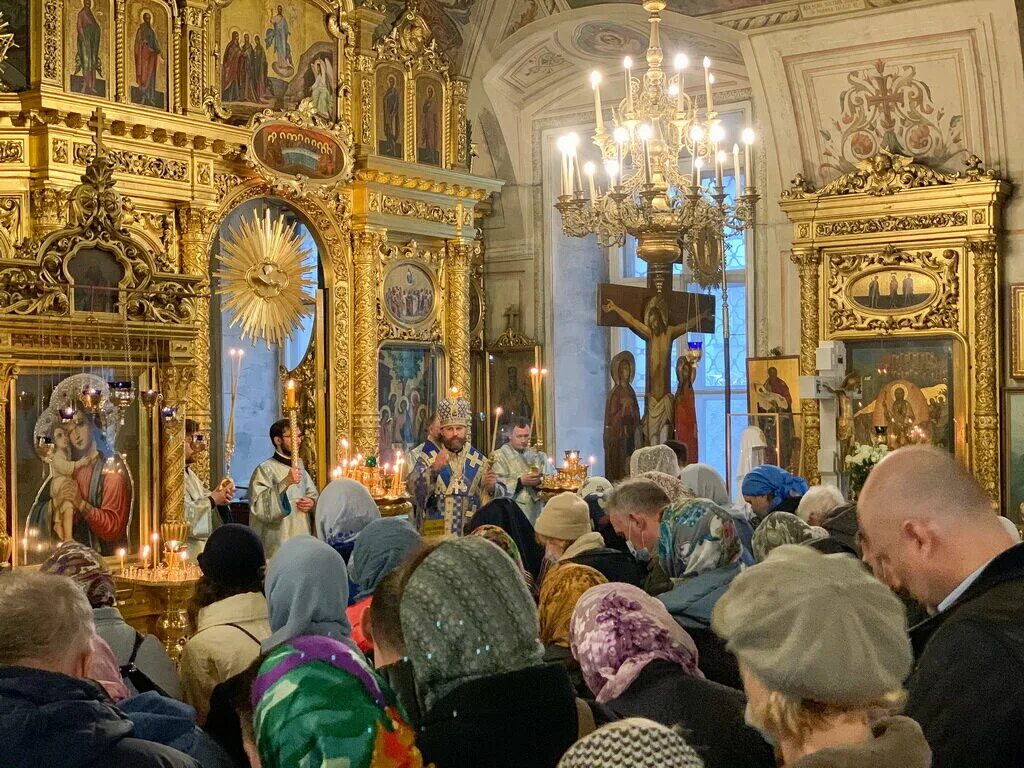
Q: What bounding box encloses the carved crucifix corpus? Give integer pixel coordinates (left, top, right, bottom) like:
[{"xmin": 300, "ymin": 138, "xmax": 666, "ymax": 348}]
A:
[{"xmin": 599, "ymin": 281, "xmax": 715, "ymax": 445}]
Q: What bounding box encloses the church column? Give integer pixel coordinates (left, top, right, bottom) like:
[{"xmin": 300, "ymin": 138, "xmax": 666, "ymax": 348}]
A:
[
  {"xmin": 352, "ymin": 227, "xmax": 385, "ymax": 457},
  {"xmin": 158, "ymin": 362, "xmax": 193, "ymax": 535},
  {"xmin": 178, "ymin": 205, "xmax": 216, "ymax": 484},
  {"xmin": 791, "ymin": 247, "xmax": 821, "ymax": 485},
  {"xmin": 0, "ymin": 362, "xmax": 18, "ymax": 563},
  {"xmin": 446, "ymin": 237, "xmax": 474, "ymax": 398},
  {"xmin": 177, "ymin": 1, "xmax": 209, "ymax": 116},
  {"xmin": 969, "ymin": 238, "xmax": 999, "ymax": 501}
]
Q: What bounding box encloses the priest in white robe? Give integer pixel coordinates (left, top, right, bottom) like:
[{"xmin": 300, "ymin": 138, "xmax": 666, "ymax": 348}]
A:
[
  {"xmin": 247, "ymin": 418, "xmax": 318, "ymax": 559},
  {"xmin": 490, "ymin": 417, "xmax": 554, "ymax": 524},
  {"xmin": 183, "ymin": 419, "xmax": 233, "ymax": 554}
]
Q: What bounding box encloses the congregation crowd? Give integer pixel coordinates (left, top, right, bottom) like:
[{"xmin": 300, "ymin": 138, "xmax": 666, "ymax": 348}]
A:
[{"xmin": 3, "ymin": 441, "xmax": 1024, "ymax": 768}]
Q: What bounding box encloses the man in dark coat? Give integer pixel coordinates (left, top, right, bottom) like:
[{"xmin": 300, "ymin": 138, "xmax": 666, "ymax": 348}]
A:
[
  {"xmin": 858, "ymin": 445, "xmax": 1024, "ymax": 768},
  {"xmin": 0, "ymin": 571, "xmax": 200, "ymax": 768}
]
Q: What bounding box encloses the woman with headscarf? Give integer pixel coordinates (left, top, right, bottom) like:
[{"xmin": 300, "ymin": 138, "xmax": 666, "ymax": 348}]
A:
[
  {"xmin": 243, "ymin": 635, "xmax": 425, "ymax": 768},
  {"xmin": 465, "ymin": 497, "xmax": 545, "ymax": 580},
  {"xmin": 399, "ymin": 537, "xmax": 604, "ymax": 767},
  {"xmin": 40, "ymin": 541, "xmax": 181, "ymax": 700},
  {"xmin": 641, "ymin": 470, "xmax": 694, "ymax": 505},
  {"xmin": 657, "ymin": 499, "xmax": 746, "ymax": 688},
  {"xmin": 680, "ymin": 463, "xmax": 756, "ymax": 564},
  {"xmin": 570, "ymin": 583, "xmax": 774, "ymax": 768},
  {"xmin": 741, "ymin": 465, "xmax": 809, "ymax": 524},
  {"xmin": 539, "ymin": 563, "xmax": 608, "ymax": 696},
  {"xmin": 347, "ymin": 517, "xmax": 422, "ymax": 653},
  {"xmin": 559, "ymin": 718, "xmax": 706, "ymax": 768},
  {"xmin": 470, "ymin": 523, "xmax": 537, "ymax": 595},
  {"xmin": 263, "ymin": 535, "xmax": 357, "ymax": 654},
  {"xmin": 180, "ymin": 524, "xmax": 271, "ymax": 724},
  {"xmin": 629, "ymin": 444, "xmax": 679, "ymax": 478},
  {"xmin": 751, "ymin": 511, "xmax": 815, "ymax": 562},
  {"xmin": 315, "ymin": 477, "xmax": 381, "ymax": 561},
  {"xmin": 578, "ymin": 476, "xmax": 627, "ymax": 552}
]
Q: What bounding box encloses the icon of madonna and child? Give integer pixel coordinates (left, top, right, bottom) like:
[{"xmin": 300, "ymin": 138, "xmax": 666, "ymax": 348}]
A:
[{"xmin": 25, "ymin": 374, "xmax": 134, "ymax": 561}]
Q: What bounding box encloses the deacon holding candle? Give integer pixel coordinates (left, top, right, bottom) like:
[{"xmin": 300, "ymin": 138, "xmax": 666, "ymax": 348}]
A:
[
  {"xmin": 247, "ymin": 416, "xmax": 318, "ymax": 559},
  {"xmin": 183, "ymin": 419, "xmax": 234, "ymax": 554},
  {"xmin": 407, "ymin": 395, "xmax": 506, "ymax": 537},
  {"xmin": 490, "ymin": 417, "xmax": 555, "ymax": 524}
]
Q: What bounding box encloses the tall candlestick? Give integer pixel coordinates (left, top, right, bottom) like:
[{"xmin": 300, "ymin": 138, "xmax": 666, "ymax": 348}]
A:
[
  {"xmin": 623, "ymin": 56, "xmax": 634, "ymax": 114},
  {"xmin": 151, "ymin": 532, "xmax": 159, "ymax": 569},
  {"xmin": 693, "ymin": 157, "xmax": 702, "ymax": 187},
  {"xmin": 490, "ymin": 407, "xmax": 503, "ymax": 455},
  {"xmin": 638, "ymin": 124, "xmax": 652, "ymax": 184},
  {"xmin": 142, "ymin": 544, "xmax": 150, "ymax": 569},
  {"xmin": 605, "ymin": 160, "xmax": 618, "ymax": 189},
  {"xmin": 590, "ymin": 71, "xmax": 603, "ymax": 131},
  {"xmin": 733, "ymin": 144, "xmax": 741, "ymax": 189},
  {"xmin": 715, "ymin": 149, "xmax": 725, "ymax": 190},
  {"xmin": 583, "ymin": 161, "xmax": 597, "ymax": 201},
  {"xmin": 703, "ymin": 57, "xmax": 713, "ymax": 115}
]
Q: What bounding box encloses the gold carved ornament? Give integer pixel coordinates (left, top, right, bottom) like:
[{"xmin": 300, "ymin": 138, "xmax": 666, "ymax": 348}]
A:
[{"xmin": 215, "ymin": 210, "xmax": 316, "ymax": 348}]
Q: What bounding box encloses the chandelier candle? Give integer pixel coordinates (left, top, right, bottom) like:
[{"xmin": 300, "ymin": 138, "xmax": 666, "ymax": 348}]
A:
[
  {"xmin": 674, "ymin": 54, "xmax": 687, "ymax": 112},
  {"xmin": 624, "ymin": 57, "xmax": 634, "ymax": 114},
  {"xmin": 703, "ymin": 57, "xmax": 714, "ymax": 115},
  {"xmin": 591, "ymin": 71, "xmax": 604, "ymax": 131}
]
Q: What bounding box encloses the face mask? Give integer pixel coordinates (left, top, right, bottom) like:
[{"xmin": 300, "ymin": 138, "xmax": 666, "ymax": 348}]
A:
[
  {"xmin": 627, "ymin": 519, "xmax": 652, "ymax": 563},
  {"xmin": 744, "ymin": 700, "xmax": 779, "ymax": 748}
]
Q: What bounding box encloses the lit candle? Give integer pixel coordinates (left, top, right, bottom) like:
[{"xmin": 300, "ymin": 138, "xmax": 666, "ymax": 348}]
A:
[
  {"xmin": 568, "ymin": 133, "xmax": 582, "ymax": 193},
  {"xmin": 490, "ymin": 406, "xmax": 503, "ymax": 455},
  {"xmin": 733, "ymin": 143, "xmax": 741, "ymax": 188},
  {"xmin": 583, "ymin": 161, "xmax": 597, "ymax": 201},
  {"xmin": 590, "ymin": 70, "xmax": 604, "ymax": 131},
  {"xmin": 623, "ymin": 56, "xmax": 634, "ymax": 114},
  {"xmin": 638, "ymin": 123, "xmax": 653, "ymax": 184},
  {"xmin": 118, "ymin": 547, "xmax": 126, "ymax": 574},
  {"xmin": 151, "ymin": 532, "xmax": 160, "ymax": 569},
  {"xmin": 703, "ymin": 56, "xmax": 713, "ymax": 115},
  {"xmin": 742, "ymin": 128, "xmax": 755, "ymax": 191},
  {"xmin": 693, "ymin": 157, "xmax": 703, "ymax": 187},
  {"xmin": 142, "ymin": 544, "xmax": 151, "ymax": 569},
  {"xmin": 556, "ymin": 135, "xmax": 569, "ymax": 195},
  {"xmin": 21, "ymin": 537, "xmax": 27, "ymax": 566},
  {"xmin": 284, "ymin": 379, "xmax": 297, "ymax": 410},
  {"xmin": 332, "ymin": 466, "xmax": 341, "ymax": 479},
  {"xmin": 674, "ymin": 53, "xmax": 687, "ymax": 112},
  {"xmin": 605, "ymin": 160, "xmax": 619, "ymax": 189},
  {"xmin": 716, "ymin": 149, "xmax": 726, "ymax": 190},
  {"xmin": 341, "ymin": 437, "xmax": 349, "ymax": 465}
]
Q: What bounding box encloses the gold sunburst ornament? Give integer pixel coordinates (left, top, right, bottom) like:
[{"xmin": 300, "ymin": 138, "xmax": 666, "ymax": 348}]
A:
[{"xmin": 217, "ymin": 210, "xmax": 315, "ymax": 347}]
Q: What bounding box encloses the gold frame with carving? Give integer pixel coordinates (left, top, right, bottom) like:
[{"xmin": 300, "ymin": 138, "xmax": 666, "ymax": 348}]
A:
[
  {"xmin": 1010, "ymin": 285, "xmax": 1024, "ymax": 380},
  {"xmin": 780, "ymin": 150, "xmax": 1011, "ymax": 501}
]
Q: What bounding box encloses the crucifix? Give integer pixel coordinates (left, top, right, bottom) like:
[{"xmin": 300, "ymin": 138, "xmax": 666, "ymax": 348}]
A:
[
  {"xmin": 503, "ymin": 303, "xmax": 521, "ymax": 333},
  {"xmin": 599, "ymin": 272, "xmax": 715, "ymax": 445},
  {"xmin": 88, "ymin": 106, "xmax": 106, "ymax": 156}
]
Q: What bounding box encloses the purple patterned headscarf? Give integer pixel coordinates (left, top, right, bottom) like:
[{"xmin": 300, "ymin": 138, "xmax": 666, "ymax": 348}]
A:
[{"xmin": 570, "ymin": 583, "xmax": 703, "ymax": 703}]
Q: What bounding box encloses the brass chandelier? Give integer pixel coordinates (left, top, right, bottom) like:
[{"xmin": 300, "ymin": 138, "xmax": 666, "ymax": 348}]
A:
[{"xmin": 554, "ymin": 0, "xmax": 758, "ymax": 288}]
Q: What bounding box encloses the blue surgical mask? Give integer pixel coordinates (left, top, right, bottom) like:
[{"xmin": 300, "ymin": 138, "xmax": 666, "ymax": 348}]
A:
[{"xmin": 627, "ymin": 519, "xmax": 652, "ymax": 563}]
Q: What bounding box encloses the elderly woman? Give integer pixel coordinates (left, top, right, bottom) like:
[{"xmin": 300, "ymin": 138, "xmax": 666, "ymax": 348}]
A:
[
  {"xmin": 629, "ymin": 444, "xmax": 680, "ymax": 478},
  {"xmin": 40, "ymin": 541, "xmax": 180, "ymax": 700},
  {"xmin": 641, "ymin": 470, "xmax": 694, "ymax": 505},
  {"xmin": 559, "ymin": 718, "xmax": 706, "ymax": 768},
  {"xmin": 539, "ymin": 563, "xmax": 608, "ymax": 696},
  {"xmin": 795, "ymin": 484, "xmax": 845, "ymax": 526},
  {"xmin": 347, "ymin": 517, "xmax": 422, "ymax": 653},
  {"xmin": 570, "ymin": 583, "xmax": 775, "ymax": 768},
  {"xmin": 741, "ymin": 465, "xmax": 809, "ymax": 523},
  {"xmin": 713, "ymin": 545, "xmax": 930, "ymax": 767},
  {"xmin": 315, "ymin": 477, "xmax": 381, "ymax": 560},
  {"xmin": 680, "ymin": 463, "xmax": 756, "ymax": 564},
  {"xmin": 751, "ymin": 511, "xmax": 815, "ymax": 563},
  {"xmin": 657, "ymin": 499, "xmax": 747, "ymax": 688}
]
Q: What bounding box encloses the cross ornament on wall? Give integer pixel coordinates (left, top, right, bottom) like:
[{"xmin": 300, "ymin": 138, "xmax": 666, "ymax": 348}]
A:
[{"xmin": 88, "ymin": 106, "xmax": 106, "ymax": 156}]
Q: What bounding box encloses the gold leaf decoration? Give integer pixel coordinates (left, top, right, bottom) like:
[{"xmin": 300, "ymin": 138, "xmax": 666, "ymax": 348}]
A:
[{"xmin": 216, "ymin": 211, "xmax": 315, "ymax": 347}]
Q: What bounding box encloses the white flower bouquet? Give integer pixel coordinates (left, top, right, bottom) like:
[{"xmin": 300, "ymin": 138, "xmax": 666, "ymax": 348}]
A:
[{"xmin": 845, "ymin": 442, "xmax": 889, "ymax": 495}]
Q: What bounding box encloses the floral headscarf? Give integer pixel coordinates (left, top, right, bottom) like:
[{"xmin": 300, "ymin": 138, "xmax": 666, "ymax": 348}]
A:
[
  {"xmin": 539, "ymin": 563, "xmax": 607, "ymax": 648},
  {"xmin": 751, "ymin": 511, "xmax": 814, "ymax": 562},
  {"xmin": 629, "ymin": 445, "xmax": 679, "ymax": 478},
  {"xmin": 641, "ymin": 471, "xmax": 694, "ymax": 505},
  {"xmin": 252, "ymin": 635, "xmax": 423, "ymax": 768},
  {"xmin": 659, "ymin": 499, "xmax": 743, "ymax": 579},
  {"xmin": 469, "ymin": 523, "xmax": 536, "ymax": 593},
  {"xmin": 40, "ymin": 541, "xmax": 116, "ymax": 608},
  {"xmin": 570, "ymin": 583, "xmax": 702, "ymax": 703}
]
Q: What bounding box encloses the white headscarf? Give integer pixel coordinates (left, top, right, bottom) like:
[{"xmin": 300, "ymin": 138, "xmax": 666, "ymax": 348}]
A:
[
  {"xmin": 735, "ymin": 426, "xmax": 768, "ymax": 504},
  {"xmin": 315, "ymin": 478, "xmax": 381, "ymax": 543},
  {"xmin": 629, "ymin": 445, "xmax": 678, "ymax": 478},
  {"xmin": 680, "ymin": 463, "xmax": 731, "ymax": 507},
  {"xmin": 578, "ymin": 476, "xmax": 613, "ymax": 499}
]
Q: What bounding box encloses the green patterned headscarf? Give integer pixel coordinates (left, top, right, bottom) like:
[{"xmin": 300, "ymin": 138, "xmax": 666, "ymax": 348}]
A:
[
  {"xmin": 751, "ymin": 511, "xmax": 814, "ymax": 562},
  {"xmin": 400, "ymin": 536, "xmax": 544, "ymax": 710},
  {"xmin": 252, "ymin": 635, "xmax": 424, "ymax": 768}
]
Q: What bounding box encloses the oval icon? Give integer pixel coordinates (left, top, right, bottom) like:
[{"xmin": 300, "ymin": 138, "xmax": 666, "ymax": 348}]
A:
[
  {"xmin": 251, "ymin": 122, "xmax": 349, "ymax": 182},
  {"xmin": 849, "ymin": 269, "xmax": 937, "ymax": 313}
]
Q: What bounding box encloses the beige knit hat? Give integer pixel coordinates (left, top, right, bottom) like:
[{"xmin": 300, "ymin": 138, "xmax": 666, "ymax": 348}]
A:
[
  {"xmin": 712, "ymin": 544, "xmax": 912, "ymax": 705},
  {"xmin": 535, "ymin": 492, "xmax": 592, "ymax": 541}
]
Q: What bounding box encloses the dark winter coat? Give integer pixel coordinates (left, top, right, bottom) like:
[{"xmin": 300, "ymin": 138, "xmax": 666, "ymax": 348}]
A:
[
  {"xmin": 793, "ymin": 716, "xmax": 930, "ymax": 768},
  {"xmin": 906, "ymin": 543, "xmax": 1024, "ymax": 768},
  {"xmin": 0, "ymin": 666, "xmax": 200, "ymax": 768},
  {"xmin": 604, "ymin": 658, "xmax": 774, "ymax": 768},
  {"xmin": 567, "ymin": 547, "xmax": 646, "ymax": 588}
]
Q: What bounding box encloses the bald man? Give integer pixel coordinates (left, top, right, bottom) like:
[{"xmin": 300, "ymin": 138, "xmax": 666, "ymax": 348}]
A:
[{"xmin": 858, "ymin": 445, "xmax": 1024, "ymax": 768}]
